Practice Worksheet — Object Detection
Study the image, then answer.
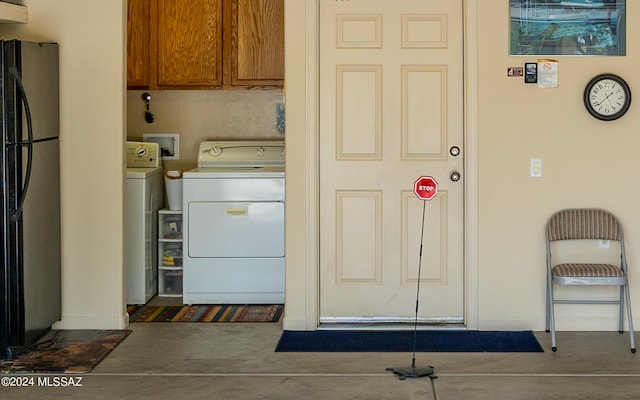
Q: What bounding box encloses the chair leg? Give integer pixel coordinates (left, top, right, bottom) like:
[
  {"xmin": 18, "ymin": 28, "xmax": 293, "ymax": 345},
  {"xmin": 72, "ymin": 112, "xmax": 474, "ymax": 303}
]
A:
[
  {"xmin": 548, "ymin": 282, "xmax": 557, "ymax": 351},
  {"xmin": 545, "ymin": 276, "xmax": 551, "ymax": 332},
  {"xmin": 544, "ymin": 274, "xmax": 553, "ymax": 332},
  {"xmin": 619, "ymin": 286, "xmax": 625, "ymax": 334},
  {"xmin": 624, "ymin": 283, "xmax": 635, "ymax": 353}
]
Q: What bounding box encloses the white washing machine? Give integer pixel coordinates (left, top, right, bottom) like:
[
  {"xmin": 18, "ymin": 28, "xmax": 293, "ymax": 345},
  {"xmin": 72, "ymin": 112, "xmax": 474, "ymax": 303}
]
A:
[{"xmin": 126, "ymin": 142, "xmax": 163, "ymax": 305}]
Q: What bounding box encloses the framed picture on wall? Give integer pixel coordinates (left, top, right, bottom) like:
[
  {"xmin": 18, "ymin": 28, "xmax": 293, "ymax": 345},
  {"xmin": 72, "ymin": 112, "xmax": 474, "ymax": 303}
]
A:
[{"xmin": 509, "ymin": 0, "xmax": 626, "ymax": 56}]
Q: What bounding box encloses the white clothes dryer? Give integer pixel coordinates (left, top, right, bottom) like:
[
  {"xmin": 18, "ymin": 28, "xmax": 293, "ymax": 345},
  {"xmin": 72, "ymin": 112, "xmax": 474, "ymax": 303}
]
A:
[
  {"xmin": 126, "ymin": 142, "xmax": 163, "ymax": 305},
  {"xmin": 182, "ymin": 141, "xmax": 285, "ymax": 304}
]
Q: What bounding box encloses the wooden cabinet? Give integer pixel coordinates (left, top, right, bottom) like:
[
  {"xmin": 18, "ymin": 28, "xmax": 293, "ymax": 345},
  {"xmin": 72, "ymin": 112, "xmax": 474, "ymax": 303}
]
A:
[
  {"xmin": 127, "ymin": 0, "xmax": 283, "ymax": 89},
  {"xmin": 155, "ymin": 0, "xmax": 223, "ymax": 87},
  {"xmin": 224, "ymin": 0, "xmax": 284, "ymax": 86},
  {"xmin": 127, "ymin": 0, "xmax": 150, "ymax": 88}
]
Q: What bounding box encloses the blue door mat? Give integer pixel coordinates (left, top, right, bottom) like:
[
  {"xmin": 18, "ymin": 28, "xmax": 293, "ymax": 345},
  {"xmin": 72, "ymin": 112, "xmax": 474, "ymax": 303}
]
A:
[{"xmin": 275, "ymin": 330, "xmax": 544, "ymax": 352}]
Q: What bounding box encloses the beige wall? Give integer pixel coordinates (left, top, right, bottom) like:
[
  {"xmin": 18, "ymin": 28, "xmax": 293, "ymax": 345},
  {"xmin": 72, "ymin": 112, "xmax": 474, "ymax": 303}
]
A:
[
  {"xmin": 284, "ymin": 0, "xmax": 640, "ymax": 331},
  {"xmin": 283, "ymin": 0, "xmax": 318, "ymax": 330},
  {"xmin": 477, "ymin": 0, "xmax": 640, "ymax": 330},
  {"xmin": 0, "ymin": 0, "xmax": 128, "ymax": 329}
]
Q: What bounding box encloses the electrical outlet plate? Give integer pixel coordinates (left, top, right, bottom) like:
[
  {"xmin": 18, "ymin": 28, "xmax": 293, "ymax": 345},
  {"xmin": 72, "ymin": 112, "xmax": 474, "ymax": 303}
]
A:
[
  {"xmin": 530, "ymin": 158, "xmax": 542, "ymax": 177},
  {"xmin": 143, "ymin": 133, "xmax": 179, "ymax": 160}
]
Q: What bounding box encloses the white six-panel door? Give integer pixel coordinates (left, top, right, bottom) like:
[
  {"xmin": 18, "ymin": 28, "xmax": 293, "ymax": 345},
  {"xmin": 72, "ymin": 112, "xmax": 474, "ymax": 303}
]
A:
[{"xmin": 319, "ymin": 0, "xmax": 465, "ymax": 325}]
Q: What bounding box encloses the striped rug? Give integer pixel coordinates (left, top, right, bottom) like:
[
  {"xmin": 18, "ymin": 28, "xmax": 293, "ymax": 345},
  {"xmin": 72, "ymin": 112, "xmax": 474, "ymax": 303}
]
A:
[{"xmin": 127, "ymin": 304, "xmax": 283, "ymax": 323}]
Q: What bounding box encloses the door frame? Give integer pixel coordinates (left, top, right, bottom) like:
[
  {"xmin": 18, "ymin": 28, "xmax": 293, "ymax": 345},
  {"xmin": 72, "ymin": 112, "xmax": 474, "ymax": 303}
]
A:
[{"xmin": 282, "ymin": 0, "xmax": 479, "ymax": 330}]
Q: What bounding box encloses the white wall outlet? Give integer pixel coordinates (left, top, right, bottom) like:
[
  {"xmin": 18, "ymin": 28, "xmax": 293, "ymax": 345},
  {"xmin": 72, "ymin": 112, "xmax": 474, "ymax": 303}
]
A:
[
  {"xmin": 530, "ymin": 158, "xmax": 542, "ymax": 177},
  {"xmin": 143, "ymin": 133, "xmax": 180, "ymax": 160}
]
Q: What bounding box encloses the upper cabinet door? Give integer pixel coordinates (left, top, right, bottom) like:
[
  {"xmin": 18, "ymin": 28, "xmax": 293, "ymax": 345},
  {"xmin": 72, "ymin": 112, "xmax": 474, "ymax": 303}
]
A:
[
  {"xmin": 127, "ymin": 0, "xmax": 150, "ymax": 88},
  {"xmin": 225, "ymin": 0, "xmax": 284, "ymax": 87},
  {"xmin": 155, "ymin": 0, "xmax": 223, "ymax": 87},
  {"xmin": 126, "ymin": 0, "xmax": 283, "ymax": 89}
]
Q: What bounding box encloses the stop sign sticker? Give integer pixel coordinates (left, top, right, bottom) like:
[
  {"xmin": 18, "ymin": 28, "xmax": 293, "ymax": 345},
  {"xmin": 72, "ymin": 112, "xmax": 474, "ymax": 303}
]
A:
[{"xmin": 414, "ymin": 176, "xmax": 438, "ymax": 201}]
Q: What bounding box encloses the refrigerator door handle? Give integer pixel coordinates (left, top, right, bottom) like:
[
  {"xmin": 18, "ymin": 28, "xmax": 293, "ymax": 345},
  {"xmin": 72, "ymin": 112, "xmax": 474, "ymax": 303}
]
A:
[{"xmin": 8, "ymin": 66, "xmax": 34, "ymax": 222}]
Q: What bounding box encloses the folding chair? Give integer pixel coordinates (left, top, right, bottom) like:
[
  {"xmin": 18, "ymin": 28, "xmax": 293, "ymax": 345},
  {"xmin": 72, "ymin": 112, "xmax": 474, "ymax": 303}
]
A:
[{"xmin": 546, "ymin": 208, "xmax": 635, "ymax": 353}]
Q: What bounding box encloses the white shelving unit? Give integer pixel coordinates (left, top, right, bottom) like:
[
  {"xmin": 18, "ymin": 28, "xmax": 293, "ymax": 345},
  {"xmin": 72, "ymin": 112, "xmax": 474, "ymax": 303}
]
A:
[
  {"xmin": 158, "ymin": 209, "xmax": 183, "ymax": 297},
  {"xmin": 0, "ymin": 2, "xmax": 27, "ymax": 23}
]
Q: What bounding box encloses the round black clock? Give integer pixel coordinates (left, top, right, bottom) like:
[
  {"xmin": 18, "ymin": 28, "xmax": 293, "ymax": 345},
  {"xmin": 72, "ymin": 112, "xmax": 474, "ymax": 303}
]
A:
[{"xmin": 583, "ymin": 74, "xmax": 631, "ymax": 121}]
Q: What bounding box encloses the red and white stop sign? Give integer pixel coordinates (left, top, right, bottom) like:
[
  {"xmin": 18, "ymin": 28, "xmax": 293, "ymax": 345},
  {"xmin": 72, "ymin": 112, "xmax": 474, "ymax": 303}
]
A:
[{"xmin": 414, "ymin": 176, "xmax": 438, "ymax": 201}]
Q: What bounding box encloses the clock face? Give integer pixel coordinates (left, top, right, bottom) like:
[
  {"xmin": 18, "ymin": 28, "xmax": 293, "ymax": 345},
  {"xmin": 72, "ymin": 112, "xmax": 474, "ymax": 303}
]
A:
[{"xmin": 584, "ymin": 74, "xmax": 631, "ymax": 121}]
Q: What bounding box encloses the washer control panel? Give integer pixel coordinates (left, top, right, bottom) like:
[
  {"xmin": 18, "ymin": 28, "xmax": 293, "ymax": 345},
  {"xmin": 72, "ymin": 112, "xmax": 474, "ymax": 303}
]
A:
[{"xmin": 126, "ymin": 141, "xmax": 160, "ymax": 168}]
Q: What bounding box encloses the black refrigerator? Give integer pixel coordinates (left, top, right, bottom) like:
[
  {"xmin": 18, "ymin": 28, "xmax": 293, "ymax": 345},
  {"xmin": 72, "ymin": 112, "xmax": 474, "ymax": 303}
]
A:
[{"xmin": 0, "ymin": 40, "xmax": 60, "ymax": 360}]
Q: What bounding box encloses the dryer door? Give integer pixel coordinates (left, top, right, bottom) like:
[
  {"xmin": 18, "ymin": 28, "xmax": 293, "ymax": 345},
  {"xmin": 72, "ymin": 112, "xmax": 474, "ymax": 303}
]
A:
[{"xmin": 188, "ymin": 201, "xmax": 284, "ymax": 258}]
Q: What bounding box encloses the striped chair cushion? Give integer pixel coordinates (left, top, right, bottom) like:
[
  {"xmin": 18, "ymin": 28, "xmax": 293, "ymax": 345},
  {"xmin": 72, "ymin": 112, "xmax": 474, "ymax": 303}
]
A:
[{"xmin": 553, "ymin": 263, "xmax": 624, "ymax": 278}]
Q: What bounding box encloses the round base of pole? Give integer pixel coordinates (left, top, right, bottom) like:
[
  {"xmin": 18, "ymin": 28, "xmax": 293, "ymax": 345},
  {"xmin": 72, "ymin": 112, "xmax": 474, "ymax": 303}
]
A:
[{"xmin": 386, "ymin": 366, "xmax": 435, "ymax": 380}]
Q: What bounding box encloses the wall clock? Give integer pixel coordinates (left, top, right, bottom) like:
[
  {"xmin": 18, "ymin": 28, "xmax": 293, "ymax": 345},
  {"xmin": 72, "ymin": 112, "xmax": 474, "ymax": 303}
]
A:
[{"xmin": 583, "ymin": 73, "xmax": 631, "ymax": 121}]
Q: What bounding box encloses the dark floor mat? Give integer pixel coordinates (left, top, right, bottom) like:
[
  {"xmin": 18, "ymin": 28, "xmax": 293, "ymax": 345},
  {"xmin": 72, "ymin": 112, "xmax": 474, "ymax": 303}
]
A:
[
  {"xmin": 0, "ymin": 330, "xmax": 131, "ymax": 373},
  {"xmin": 275, "ymin": 330, "xmax": 544, "ymax": 352}
]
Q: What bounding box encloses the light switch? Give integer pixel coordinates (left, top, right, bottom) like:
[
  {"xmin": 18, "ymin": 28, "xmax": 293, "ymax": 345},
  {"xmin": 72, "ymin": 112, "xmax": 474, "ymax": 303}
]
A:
[{"xmin": 530, "ymin": 159, "xmax": 542, "ymax": 177}]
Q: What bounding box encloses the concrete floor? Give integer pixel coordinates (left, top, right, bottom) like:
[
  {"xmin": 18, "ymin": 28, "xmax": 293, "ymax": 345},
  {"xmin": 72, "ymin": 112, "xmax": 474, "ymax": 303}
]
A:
[{"xmin": 1, "ymin": 321, "xmax": 639, "ymax": 399}]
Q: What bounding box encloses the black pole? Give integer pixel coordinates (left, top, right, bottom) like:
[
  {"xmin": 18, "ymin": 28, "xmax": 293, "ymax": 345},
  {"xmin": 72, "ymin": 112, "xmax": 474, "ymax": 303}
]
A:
[
  {"xmin": 411, "ymin": 200, "xmax": 426, "ymax": 369},
  {"xmin": 386, "ymin": 200, "xmax": 436, "ymax": 382}
]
